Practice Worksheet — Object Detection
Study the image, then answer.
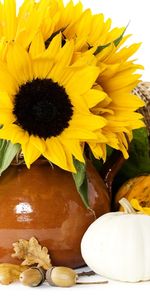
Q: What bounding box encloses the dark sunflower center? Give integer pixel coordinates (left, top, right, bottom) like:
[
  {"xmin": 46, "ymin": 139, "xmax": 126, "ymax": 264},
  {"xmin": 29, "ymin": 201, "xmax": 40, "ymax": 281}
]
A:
[{"xmin": 13, "ymin": 78, "xmax": 73, "ymax": 139}]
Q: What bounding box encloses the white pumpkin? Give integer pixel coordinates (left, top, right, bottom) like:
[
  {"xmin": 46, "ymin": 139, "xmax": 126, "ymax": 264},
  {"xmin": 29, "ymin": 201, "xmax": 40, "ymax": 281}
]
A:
[{"xmin": 81, "ymin": 198, "xmax": 150, "ymax": 282}]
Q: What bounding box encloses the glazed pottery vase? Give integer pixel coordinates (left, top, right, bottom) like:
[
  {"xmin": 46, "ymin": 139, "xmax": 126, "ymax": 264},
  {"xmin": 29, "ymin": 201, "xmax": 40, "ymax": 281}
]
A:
[{"xmin": 0, "ymin": 159, "xmax": 111, "ymax": 268}]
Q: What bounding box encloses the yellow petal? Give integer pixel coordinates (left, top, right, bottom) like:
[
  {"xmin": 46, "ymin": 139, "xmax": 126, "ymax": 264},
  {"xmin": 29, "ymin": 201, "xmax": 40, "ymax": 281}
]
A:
[
  {"xmin": 49, "ymin": 40, "xmax": 74, "ymax": 82},
  {"xmin": 56, "ymin": 39, "xmax": 74, "ymax": 67},
  {"xmin": 128, "ymin": 119, "xmax": 145, "ymax": 130},
  {"xmin": 96, "ymin": 43, "xmax": 115, "ymax": 62},
  {"xmin": 74, "ymin": 36, "xmax": 87, "ymax": 52},
  {"xmin": 60, "ymin": 138, "xmax": 84, "ymax": 163},
  {"xmin": 36, "ymin": 0, "xmax": 53, "ymax": 25},
  {"xmin": 17, "ymin": 0, "xmax": 35, "ymax": 21},
  {"xmin": 71, "ymin": 113, "xmax": 107, "ymax": 130},
  {"xmin": 102, "ymin": 130, "xmax": 120, "ymax": 150},
  {"xmin": 94, "ymin": 130, "xmax": 108, "ymax": 143},
  {"xmin": 3, "ymin": 0, "xmax": 16, "ymax": 41},
  {"xmin": 75, "ymin": 9, "xmax": 92, "ymax": 36},
  {"xmin": 118, "ymin": 144, "xmax": 129, "ymax": 159},
  {"xmin": 71, "ymin": 49, "xmax": 97, "ymax": 67},
  {"xmin": 83, "ymin": 89, "xmax": 107, "ymax": 108},
  {"xmin": 102, "ymin": 73, "xmax": 141, "ymax": 93},
  {"xmin": 44, "ymin": 137, "xmax": 71, "ymax": 171},
  {"xmin": 0, "ymin": 91, "xmax": 13, "ymax": 109},
  {"xmin": 30, "ymin": 135, "xmax": 45, "ymax": 153},
  {"xmin": 0, "ymin": 124, "xmax": 28, "ymax": 144},
  {"xmin": 16, "ymin": 20, "xmax": 39, "ymax": 49},
  {"xmin": 55, "ymin": 67, "xmax": 74, "ymax": 87},
  {"xmin": 29, "ymin": 31, "xmax": 45, "ymax": 59},
  {"xmin": 6, "ymin": 43, "xmax": 33, "ymax": 84},
  {"xmin": 107, "ymin": 43, "xmax": 142, "ymax": 64},
  {"xmin": 109, "ymin": 93, "xmax": 144, "ymax": 110},
  {"xmin": 43, "ymin": 33, "xmax": 62, "ymax": 58},
  {"xmin": 92, "ymin": 106, "xmax": 114, "ymax": 115},
  {"xmin": 88, "ymin": 14, "xmax": 106, "ymax": 45},
  {"xmin": 107, "ymin": 111, "xmax": 143, "ymax": 121},
  {"xmin": 0, "ymin": 61, "xmax": 17, "ymax": 95},
  {"xmin": 89, "ymin": 142, "xmax": 104, "ymax": 160},
  {"xmin": 0, "ymin": 109, "xmax": 16, "ymax": 124},
  {"xmin": 105, "ymin": 27, "xmax": 125, "ymax": 44},
  {"xmin": 41, "ymin": 15, "xmax": 55, "ymax": 42},
  {"xmin": 62, "ymin": 128, "xmax": 97, "ymax": 140},
  {"xmin": 0, "ymin": 38, "xmax": 7, "ymax": 61},
  {"xmin": 16, "ymin": 0, "xmax": 49, "ymax": 48},
  {"xmin": 98, "ymin": 63, "xmax": 120, "ymax": 80},
  {"xmin": 64, "ymin": 151, "xmax": 76, "ymax": 173},
  {"xmin": 66, "ymin": 66, "xmax": 100, "ymax": 95},
  {"xmin": 22, "ymin": 138, "xmax": 41, "ymax": 168},
  {"xmin": 32, "ymin": 58, "xmax": 54, "ymax": 79}
]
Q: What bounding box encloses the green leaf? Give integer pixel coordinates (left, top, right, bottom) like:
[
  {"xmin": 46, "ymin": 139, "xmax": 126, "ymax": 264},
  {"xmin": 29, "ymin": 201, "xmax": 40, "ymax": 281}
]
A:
[
  {"xmin": 0, "ymin": 140, "xmax": 21, "ymax": 175},
  {"xmin": 113, "ymin": 24, "xmax": 129, "ymax": 47},
  {"xmin": 72, "ymin": 158, "xmax": 89, "ymax": 209},
  {"xmin": 113, "ymin": 127, "xmax": 150, "ymax": 192},
  {"xmin": 94, "ymin": 43, "xmax": 110, "ymax": 56},
  {"xmin": 94, "ymin": 24, "xmax": 129, "ymax": 55}
]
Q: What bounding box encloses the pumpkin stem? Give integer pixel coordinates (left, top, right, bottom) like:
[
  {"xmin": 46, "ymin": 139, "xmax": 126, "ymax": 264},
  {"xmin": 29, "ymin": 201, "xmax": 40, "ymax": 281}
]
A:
[{"xmin": 119, "ymin": 198, "xmax": 137, "ymax": 214}]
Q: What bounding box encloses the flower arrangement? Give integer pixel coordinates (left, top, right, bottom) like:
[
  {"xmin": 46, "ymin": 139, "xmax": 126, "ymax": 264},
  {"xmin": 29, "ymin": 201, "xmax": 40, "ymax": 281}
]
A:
[
  {"xmin": 0, "ymin": 0, "xmax": 145, "ymax": 207},
  {"xmin": 1, "ymin": 0, "xmax": 150, "ymax": 286}
]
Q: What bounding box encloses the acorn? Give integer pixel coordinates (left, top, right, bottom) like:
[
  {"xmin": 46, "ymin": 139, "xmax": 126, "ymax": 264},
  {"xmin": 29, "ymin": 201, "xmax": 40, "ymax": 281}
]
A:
[
  {"xmin": 46, "ymin": 267, "xmax": 77, "ymax": 287},
  {"xmin": 19, "ymin": 267, "xmax": 46, "ymax": 287}
]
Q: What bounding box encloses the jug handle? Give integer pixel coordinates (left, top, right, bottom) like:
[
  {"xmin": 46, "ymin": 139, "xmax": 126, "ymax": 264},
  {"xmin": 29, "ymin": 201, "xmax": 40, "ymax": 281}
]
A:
[{"xmin": 100, "ymin": 150, "xmax": 125, "ymax": 199}]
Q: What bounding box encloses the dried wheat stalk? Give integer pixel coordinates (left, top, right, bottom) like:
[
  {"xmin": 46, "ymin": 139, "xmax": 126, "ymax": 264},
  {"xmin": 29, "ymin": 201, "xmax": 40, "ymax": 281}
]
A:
[{"xmin": 133, "ymin": 82, "xmax": 150, "ymax": 134}]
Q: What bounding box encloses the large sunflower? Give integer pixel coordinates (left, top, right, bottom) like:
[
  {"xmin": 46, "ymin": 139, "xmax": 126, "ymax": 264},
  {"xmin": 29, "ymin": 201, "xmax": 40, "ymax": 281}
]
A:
[
  {"xmin": 33, "ymin": 0, "xmax": 145, "ymax": 160},
  {"xmin": 0, "ymin": 0, "xmax": 145, "ymax": 164},
  {"xmin": 0, "ymin": 34, "xmax": 107, "ymax": 172}
]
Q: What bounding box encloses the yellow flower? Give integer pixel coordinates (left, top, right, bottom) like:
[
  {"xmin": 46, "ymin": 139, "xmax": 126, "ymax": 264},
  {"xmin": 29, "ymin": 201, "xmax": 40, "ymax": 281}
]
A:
[
  {"xmin": 90, "ymin": 41, "xmax": 144, "ymax": 159},
  {"xmin": 0, "ymin": 34, "xmax": 106, "ymax": 172},
  {"xmin": 37, "ymin": 0, "xmax": 125, "ymax": 51},
  {"xmin": 28, "ymin": 0, "xmax": 145, "ymax": 160},
  {"xmin": 0, "ymin": 0, "xmax": 145, "ymax": 162}
]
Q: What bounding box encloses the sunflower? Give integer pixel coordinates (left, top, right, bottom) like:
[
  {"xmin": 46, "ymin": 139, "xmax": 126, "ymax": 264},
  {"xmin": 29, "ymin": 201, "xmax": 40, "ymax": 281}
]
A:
[
  {"xmin": 36, "ymin": 0, "xmax": 125, "ymax": 52},
  {"xmin": 34, "ymin": 0, "xmax": 145, "ymax": 160},
  {"xmin": 0, "ymin": 0, "xmax": 145, "ymax": 165},
  {"xmin": 89, "ymin": 40, "xmax": 145, "ymax": 159},
  {"xmin": 0, "ymin": 34, "xmax": 107, "ymax": 172}
]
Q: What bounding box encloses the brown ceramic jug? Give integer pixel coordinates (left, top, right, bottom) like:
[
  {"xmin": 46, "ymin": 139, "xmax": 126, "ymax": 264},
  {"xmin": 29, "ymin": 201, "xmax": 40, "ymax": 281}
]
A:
[{"xmin": 0, "ymin": 153, "xmax": 124, "ymax": 268}]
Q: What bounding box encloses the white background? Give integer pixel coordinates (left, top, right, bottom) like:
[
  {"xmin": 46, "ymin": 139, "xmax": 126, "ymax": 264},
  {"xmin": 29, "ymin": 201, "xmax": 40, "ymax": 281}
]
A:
[{"xmin": 1, "ymin": 0, "xmax": 150, "ymax": 298}]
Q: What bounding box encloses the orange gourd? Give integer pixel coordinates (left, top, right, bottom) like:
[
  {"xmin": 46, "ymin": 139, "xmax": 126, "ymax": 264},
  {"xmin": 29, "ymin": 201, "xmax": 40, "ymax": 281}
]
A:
[{"xmin": 115, "ymin": 175, "xmax": 150, "ymax": 210}]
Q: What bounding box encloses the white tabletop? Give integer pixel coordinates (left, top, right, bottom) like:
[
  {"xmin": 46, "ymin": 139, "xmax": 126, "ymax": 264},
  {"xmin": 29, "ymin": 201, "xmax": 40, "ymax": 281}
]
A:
[{"xmin": 0, "ymin": 266, "xmax": 149, "ymax": 300}]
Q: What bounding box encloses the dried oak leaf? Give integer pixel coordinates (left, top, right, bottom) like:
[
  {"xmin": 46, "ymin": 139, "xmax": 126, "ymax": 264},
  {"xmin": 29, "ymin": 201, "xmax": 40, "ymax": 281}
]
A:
[
  {"xmin": 0, "ymin": 263, "xmax": 28, "ymax": 285},
  {"xmin": 12, "ymin": 237, "xmax": 52, "ymax": 270}
]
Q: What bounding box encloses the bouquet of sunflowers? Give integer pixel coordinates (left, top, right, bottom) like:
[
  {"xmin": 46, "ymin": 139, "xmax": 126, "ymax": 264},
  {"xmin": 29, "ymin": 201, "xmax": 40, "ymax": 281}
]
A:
[{"xmin": 0, "ymin": 0, "xmax": 145, "ymax": 208}]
